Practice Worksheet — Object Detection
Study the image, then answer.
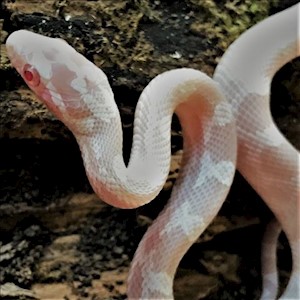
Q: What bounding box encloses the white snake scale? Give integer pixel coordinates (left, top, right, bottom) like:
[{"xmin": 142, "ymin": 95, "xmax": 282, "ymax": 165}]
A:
[{"xmin": 5, "ymin": 3, "xmax": 300, "ymax": 300}]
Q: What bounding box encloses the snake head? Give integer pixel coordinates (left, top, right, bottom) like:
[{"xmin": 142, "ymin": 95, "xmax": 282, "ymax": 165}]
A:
[{"xmin": 6, "ymin": 30, "xmax": 115, "ymax": 135}]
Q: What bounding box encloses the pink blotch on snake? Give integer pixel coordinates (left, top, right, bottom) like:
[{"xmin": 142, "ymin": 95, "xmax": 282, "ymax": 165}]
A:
[{"xmin": 6, "ymin": 3, "xmax": 300, "ymax": 299}]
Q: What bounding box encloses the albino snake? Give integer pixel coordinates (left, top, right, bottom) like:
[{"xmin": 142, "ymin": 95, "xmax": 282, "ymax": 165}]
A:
[{"xmin": 6, "ymin": 4, "xmax": 299, "ymax": 299}]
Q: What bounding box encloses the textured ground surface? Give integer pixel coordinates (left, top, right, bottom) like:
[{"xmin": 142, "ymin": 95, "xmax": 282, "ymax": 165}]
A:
[{"xmin": 0, "ymin": 0, "xmax": 299, "ymax": 299}]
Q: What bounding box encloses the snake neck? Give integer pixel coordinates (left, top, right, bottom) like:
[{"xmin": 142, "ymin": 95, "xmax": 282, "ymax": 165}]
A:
[{"xmin": 76, "ymin": 129, "xmax": 169, "ymax": 209}]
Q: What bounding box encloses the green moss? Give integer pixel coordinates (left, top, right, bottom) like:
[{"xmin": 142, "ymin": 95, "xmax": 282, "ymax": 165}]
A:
[
  {"xmin": 88, "ymin": 0, "xmax": 160, "ymax": 71},
  {"xmin": 188, "ymin": 0, "xmax": 273, "ymax": 51}
]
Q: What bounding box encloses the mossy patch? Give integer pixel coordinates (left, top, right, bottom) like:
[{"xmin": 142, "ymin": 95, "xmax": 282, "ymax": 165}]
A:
[
  {"xmin": 188, "ymin": 0, "xmax": 278, "ymax": 52},
  {"xmin": 62, "ymin": 1, "xmax": 160, "ymax": 68}
]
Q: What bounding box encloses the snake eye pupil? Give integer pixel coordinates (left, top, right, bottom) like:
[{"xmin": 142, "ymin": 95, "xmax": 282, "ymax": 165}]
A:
[
  {"xmin": 23, "ymin": 64, "xmax": 40, "ymax": 87},
  {"xmin": 24, "ymin": 70, "xmax": 34, "ymax": 81}
]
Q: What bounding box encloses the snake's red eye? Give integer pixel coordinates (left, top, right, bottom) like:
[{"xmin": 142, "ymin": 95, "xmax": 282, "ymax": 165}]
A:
[
  {"xmin": 24, "ymin": 69, "xmax": 33, "ymax": 81},
  {"xmin": 23, "ymin": 64, "xmax": 40, "ymax": 87}
]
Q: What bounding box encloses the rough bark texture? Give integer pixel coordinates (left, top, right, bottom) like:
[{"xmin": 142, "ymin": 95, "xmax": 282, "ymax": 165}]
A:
[{"xmin": 0, "ymin": 0, "xmax": 299, "ymax": 299}]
